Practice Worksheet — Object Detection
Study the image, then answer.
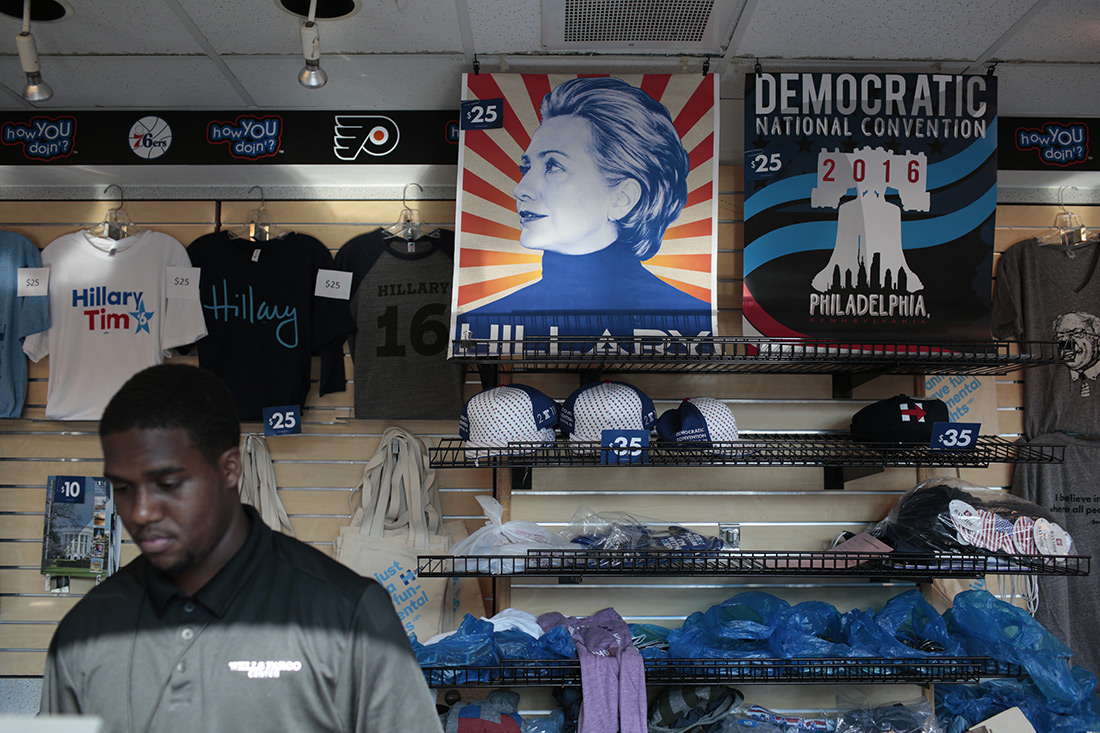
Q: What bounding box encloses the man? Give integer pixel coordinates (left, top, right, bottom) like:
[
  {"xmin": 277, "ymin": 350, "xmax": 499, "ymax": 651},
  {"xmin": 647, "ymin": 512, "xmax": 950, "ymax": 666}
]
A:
[{"xmin": 40, "ymin": 363, "xmax": 444, "ymax": 732}]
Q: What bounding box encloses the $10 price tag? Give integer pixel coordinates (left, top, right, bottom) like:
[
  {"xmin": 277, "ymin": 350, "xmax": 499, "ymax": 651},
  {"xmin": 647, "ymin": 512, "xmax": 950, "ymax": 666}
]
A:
[
  {"xmin": 930, "ymin": 422, "xmax": 980, "ymax": 450},
  {"xmin": 315, "ymin": 269, "xmax": 351, "ymax": 300},
  {"xmin": 263, "ymin": 405, "xmax": 302, "ymax": 436},
  {"xmin": 17, "ymin": 267, "xmax": 49, "ymax": 297},
  {"xmin": 52, "ymin": 475, "xmax": 86, "ymax": 504},
  {"xmin": 601, "ymin": 429, "xmax": 649, "ymax": 465}
]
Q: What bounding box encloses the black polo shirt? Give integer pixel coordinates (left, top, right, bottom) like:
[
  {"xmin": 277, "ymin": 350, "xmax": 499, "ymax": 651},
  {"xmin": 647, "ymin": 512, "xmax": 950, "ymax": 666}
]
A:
[{"xmin": 41, "ymin": 505, "xmax": 443, "ymax": 733}]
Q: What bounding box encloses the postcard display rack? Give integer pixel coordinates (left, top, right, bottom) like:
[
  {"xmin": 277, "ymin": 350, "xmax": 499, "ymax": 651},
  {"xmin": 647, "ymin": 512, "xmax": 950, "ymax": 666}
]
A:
[{"xmin": 419, "ymin": 337, "xmax": 1086, "ymax": 688}]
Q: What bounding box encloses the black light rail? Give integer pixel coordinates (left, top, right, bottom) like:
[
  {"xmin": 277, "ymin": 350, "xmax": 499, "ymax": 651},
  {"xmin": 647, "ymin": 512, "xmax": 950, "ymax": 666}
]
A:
[
  {"xmin": 429, "ymin": 435, "xmax": 1065, "ymax": 469},
  {"xmin": 421, "ymin": 656, "xmax": 1024, "ymax": 687},
  {"xmin": 417, "ymin": 550, "xmax": 1089, "ymax": 579},
  {"xmin": 449, "ymin": 337, "xmax": 1068, "ymax": 376}
]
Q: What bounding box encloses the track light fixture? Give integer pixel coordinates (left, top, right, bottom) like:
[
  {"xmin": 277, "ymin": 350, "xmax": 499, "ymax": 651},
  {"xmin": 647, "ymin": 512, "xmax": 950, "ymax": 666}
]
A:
[
  {"xmin": 17, "ymin": 0, "xmax": 52, "ymax": 102},
  {"xmin": 297, "ymin": 0, "xmax": 326, "ymax": 89}
]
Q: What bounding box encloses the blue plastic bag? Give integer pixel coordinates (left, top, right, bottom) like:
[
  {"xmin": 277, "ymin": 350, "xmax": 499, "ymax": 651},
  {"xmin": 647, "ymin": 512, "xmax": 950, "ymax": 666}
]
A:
[
  {"xmin": 937, "ymin": 677, "xmax": 1100, "ymax": 733},
  {"xmin": 412, "ymin": 614, "xmax": 498, "ymax": 683},
  {"xmin": 769, "ymin": 601, "xmax": 852, "ymax": 658},
  {"xmin": 669, "ymin": 592, "xmax": 790, "ymax": 659},
  {"xmin": 944, "ymin": 590, "xmax": 1091, "ymax": 706},
  {"xmin": 843, "ymin": 591, "xmax": 959, "ymax": 659}
]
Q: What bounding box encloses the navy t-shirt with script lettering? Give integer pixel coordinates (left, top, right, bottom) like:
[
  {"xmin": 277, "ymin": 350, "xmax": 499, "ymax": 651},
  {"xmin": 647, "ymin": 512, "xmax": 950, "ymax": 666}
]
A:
[{"xmin": 188, "ymin": 231, "xmax": 354, "ymax": 421}]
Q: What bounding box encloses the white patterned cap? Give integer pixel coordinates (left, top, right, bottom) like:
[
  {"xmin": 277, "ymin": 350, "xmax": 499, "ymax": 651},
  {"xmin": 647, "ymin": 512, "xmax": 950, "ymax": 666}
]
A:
[
  {"xmin": 656, "ymin": 397, "xmax": 738, "ymax": 443},
  {"xmin": 460, "ymin": 385, "xmax": 558, "ymax": 456},
  {"xmin": 559, "ymin": 381, "xmax": 657, "ymax": 442}
]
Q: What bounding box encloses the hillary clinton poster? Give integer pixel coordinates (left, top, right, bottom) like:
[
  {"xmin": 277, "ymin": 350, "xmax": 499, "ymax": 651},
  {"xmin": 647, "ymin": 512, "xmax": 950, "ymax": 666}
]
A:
[
  {"xmin": 743, "ymin": 72, "xmax": 997, "ymax": 341},
  {"xmin": 449, "ymin": 73, "xmax": 719, "ymax": 355}
]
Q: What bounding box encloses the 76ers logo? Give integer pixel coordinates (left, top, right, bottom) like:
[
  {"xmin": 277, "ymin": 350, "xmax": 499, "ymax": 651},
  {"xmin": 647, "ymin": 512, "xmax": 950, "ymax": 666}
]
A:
[
  {"xmin": 333, "ymin": 115, "xmax": 399, "ymax": 160},
  {"xmin": 129, "ymin": 116, "xmax": 172, "ymax": 160}
]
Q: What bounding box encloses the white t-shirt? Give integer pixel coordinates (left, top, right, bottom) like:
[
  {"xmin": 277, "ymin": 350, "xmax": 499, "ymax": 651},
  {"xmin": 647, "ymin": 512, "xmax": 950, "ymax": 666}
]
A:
[{"xmin": 22, "ymin": 230, "xmax": 207, "ymax": 420}]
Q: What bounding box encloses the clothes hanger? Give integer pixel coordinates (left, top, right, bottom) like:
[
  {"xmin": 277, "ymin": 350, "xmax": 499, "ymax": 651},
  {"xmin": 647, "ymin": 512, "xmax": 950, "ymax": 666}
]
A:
[
  {"xmin": 1038, "ymin": 186, "xmax": 1097, "ymax": 249},
  {"xmin": 88, "ymin": 185, "xmax": 142, "ymax": 241},
  {"xmin": 384, "ymin": 183, "xmax": 438, "ymax": 241},
  {"xmin": 229, "ymin": 186, "xmax": 289, "ymax": 242}
]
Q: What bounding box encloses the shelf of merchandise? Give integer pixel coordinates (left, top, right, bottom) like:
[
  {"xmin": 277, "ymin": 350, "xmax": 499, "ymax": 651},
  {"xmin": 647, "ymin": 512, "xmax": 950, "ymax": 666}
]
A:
[
  {"xmin": 450, "ymin": 336, "xmax": 1068, "ymax": 394},
  {"xmin": 429, "ymin": 435, "xmax": 1064, "ymax": 469},
  {"xmin": 417, "ymin": 550, "xmax": 1090, "ymax": 580},
  {"xmin": 421, "ymin": 657, "xmax": 1024, "ymax": 688}
]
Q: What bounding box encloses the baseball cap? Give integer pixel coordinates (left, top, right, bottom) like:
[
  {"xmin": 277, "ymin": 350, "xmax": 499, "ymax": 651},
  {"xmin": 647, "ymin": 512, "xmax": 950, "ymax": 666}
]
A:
[
  {"xmin": 559, "ymin": 381, "xmax": 657, "ymax": 443},
  {"xmin": 850, "ymin": 394, "xmax": 948, "ymax": 443},
  {"xmin": 656, "ymin": 397, "xmax": 738, "ymax": 444},
  {"xmin": 460, "ymin": 384, "xmax": 559, "ymax": 457}
]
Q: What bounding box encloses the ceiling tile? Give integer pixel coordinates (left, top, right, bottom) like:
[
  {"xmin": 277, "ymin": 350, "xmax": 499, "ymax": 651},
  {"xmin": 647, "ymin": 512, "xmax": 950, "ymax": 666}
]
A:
[
  {"xmin": 733, "ymin": 0, "xmax": 1037, "ymax": 61},
  {"xmin": 177, "ymin": 0, "xmax": 464, "ymax": 55},
  {"xmin": 468, "ymin": 0, "xmax": 542, "ymax": 53},
  {"xmin": 995, "ymin": 0, "xmax": 1100, "ymax": 63},
  {"xmin": 225, "ymin": 53, "xmax": 466, "ymax": 108},
  {"xmin": 0, "ymin": 56, "xmax": 245, "ymax": 108},
  {"xmin": 0, "ymin": 1, "xmax": 202, "ymax": 55}
]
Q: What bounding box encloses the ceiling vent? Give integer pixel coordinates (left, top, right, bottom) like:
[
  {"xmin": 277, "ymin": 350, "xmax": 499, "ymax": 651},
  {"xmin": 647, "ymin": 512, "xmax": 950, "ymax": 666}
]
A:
[{"xmin": 541, "ymin": 0, "xmax": 736, "ymax": 53}]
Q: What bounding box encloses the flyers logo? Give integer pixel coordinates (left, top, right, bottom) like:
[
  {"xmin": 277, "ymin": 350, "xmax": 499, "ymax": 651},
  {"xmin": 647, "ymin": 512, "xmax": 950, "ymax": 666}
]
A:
[{"xmin": 333, "ymin": 115, "xmax": 399, "ymax": 160}]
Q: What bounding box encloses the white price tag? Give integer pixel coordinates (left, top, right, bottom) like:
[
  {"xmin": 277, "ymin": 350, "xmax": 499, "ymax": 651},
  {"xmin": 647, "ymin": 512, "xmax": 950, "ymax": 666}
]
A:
[
  {"xmin": 17, "ymin": 267, "xmax": 49, "ymax": 297},
  {"xmin": 166, "ymin": 266, "xmax": 201, "ymax": 300},
  {"xmin": 315, "ymin": 269, "xmax": 351, "ymax": 300}
]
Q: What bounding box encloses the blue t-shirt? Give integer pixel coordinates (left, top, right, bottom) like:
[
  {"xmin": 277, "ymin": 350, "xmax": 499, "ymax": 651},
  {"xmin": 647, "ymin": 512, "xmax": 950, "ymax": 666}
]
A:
[
  {"xmin": 0, "ymin": 231, "xmax": 50, "ymax": 417},
  {"xmin": 455, "ymin": 242, "xmax": 713, "ymax": 356}
]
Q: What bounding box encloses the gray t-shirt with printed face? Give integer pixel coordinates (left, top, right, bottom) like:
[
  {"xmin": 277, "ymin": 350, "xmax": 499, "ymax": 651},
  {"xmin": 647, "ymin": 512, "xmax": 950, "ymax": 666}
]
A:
[
  {"xmin": 992, "ymin": 238, "xmax": 1100, "ymax": 438},
  {"xmin": 1012, "ymin": 432, "xmax": 1100, "ymax": 681}
]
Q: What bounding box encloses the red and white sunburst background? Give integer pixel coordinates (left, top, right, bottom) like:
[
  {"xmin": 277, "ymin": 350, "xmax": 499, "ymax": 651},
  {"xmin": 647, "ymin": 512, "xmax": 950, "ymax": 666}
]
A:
[{"xmin": 450, "ymin": 73, "xmax": 719, "ymax": 335}]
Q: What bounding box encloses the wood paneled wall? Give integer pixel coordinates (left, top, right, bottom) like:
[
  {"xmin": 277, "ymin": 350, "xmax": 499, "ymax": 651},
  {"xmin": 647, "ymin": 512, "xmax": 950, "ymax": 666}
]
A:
[{"xmin": 0, "ymin": 170, "xmax": 1084, "ymax": 714}]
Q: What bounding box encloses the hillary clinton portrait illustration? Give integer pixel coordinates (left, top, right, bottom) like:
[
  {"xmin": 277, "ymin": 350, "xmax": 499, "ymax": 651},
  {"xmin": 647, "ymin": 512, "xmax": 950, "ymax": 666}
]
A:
[{"xmin": 451, "ymin": 73, "xmax": 718, "ymax": 353}]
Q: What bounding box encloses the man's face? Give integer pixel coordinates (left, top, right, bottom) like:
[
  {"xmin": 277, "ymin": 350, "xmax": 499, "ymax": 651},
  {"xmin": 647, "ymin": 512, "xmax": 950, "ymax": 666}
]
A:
[
  {"xmin": 1060, "ymin": 329, "xmax": 1100, "ymax": 372},
  {"xmin": 103, "ymin": 427, "xmax": 242, "ymax": 593}
]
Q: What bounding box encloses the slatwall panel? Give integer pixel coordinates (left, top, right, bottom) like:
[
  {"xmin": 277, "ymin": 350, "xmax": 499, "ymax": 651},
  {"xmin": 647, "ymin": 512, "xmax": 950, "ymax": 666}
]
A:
[{"xmin": 0, "ymin": 175, "xmax": 1077, "ymax": 717}]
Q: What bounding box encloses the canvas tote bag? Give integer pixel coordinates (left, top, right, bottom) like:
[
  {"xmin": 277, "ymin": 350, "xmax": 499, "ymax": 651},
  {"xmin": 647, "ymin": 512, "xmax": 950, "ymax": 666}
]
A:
[
  {"xmin": 238, "ymin": 434, "xmax": 296, "ymax": 536},
  {"xmin": 335, "ymin": 427, "xmax": 480, "ymax": 639}
]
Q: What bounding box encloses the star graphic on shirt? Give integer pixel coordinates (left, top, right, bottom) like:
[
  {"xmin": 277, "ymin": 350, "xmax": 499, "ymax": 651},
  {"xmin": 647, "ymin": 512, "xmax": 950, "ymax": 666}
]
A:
[{"xmin": 130, "ymin": 302, "xmax": 154, "ymax": 334}]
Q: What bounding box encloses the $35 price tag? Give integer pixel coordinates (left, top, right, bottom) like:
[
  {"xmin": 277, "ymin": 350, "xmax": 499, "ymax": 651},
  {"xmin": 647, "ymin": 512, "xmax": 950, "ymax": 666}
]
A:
[
  {"xmin": 166, "ymin": 266, "xmax": 200, "ymax": 300},
  {"xmin": 263, "ymin": 405, "xmax": 302, "ymax": 436},
  {"xmin": 601, "ymin": 429, "xmax": 649, "ymax": 465},
  {"xmin": 17, "ymin": 267, "xmax": 49, "ymax": 297},
  {"xmin": 315, "ymin": 269, "xmax": 351, "ymax": 300},
  {"xmin": 929, "ymin": 422, "xmax": 980, "ymax": 450}
]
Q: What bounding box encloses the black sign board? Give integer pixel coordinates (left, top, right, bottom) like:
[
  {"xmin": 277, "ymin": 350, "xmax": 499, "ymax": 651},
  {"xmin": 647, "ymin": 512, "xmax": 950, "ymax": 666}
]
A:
[
  {"xmin": 999, "ymin": 116, "xmax": 1098, "ymax": 171},
  {"xmin": 0, "ymin": 110, "xmax": 460, "ymax": 165}
]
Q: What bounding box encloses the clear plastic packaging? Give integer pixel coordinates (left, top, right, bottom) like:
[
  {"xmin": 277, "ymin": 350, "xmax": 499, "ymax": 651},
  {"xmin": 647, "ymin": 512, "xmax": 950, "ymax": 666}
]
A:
[
  {"xmin": 449, "ymin": 495, "xmax": 573, "ymax": 573},
  {"xmin": 868, "ymin": 477, "xmax": 1074, "ymax": 556},
  {"xmin": 559, "ymin": 506, "xmax": 726, "ymax": 552}
]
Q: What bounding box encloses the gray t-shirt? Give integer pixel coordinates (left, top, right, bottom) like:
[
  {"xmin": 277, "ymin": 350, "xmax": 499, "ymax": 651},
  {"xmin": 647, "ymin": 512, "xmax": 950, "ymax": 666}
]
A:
[
  {"xmin": 992, "ymin": 238, "xmax": 1100, "ymax": 437},
  {"xmin": 1012, "ymin": 432, "xmax": 1100, "ymax": 680},
  {"xmin": 336, "ymin": 230, "xmax": 464, "ymax": 420}
]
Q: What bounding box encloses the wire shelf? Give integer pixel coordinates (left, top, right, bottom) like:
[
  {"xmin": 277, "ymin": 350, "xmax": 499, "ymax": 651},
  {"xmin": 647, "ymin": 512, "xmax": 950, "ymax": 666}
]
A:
[
  {"xmin": 430, "ymin": 435, "xmax": 1064, "ymax": 469},
  {"xmin": 450, "ymin": 337, "xmax": 1067, "ymax": 375},
  {"xmin": 421, "ymin": 656, "xmax": 1023, "ymax": 687},
  {"xmin": 417, "ymin": 550, "xmax": 1089, "ymax": 579}
]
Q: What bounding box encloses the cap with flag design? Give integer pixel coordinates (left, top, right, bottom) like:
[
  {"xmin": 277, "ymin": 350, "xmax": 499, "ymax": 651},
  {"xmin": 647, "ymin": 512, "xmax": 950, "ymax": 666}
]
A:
[
  {"xmin": 460, "ymin": 384, "xmax": 559, "ymax": 457},
  {"xmin": 849, "ymin": 394, "xmax": 949, "ymax": 443},
  {"xmin": 559, "ymin": 381, "xmax": 657, "ymax": 443}
]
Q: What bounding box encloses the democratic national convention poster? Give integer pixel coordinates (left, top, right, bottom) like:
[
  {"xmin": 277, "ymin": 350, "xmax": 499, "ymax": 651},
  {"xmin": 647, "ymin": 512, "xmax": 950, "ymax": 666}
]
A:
[
  {"xmin": 450, "ymin": 73, "xmax": 719, "ymax": 355},
  {"xmin": 743, "ymin": 73, "xmax": 997, "ymax": 341}
]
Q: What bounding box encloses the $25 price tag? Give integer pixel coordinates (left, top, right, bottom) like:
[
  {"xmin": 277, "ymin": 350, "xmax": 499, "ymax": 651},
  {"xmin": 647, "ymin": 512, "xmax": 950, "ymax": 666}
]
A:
[
  {"xmin": 17, "ymin": 267, "xmax": 49, "ymax": 297},
  {"xmin": 315, "ymin": 269, "xmax": 351, "ymax": 300},
  {"xmin": 263, "ymin": 405, "xmax": 302, "ymax": 436},
  {"xmin": 601, "ymin": 429, "xmax": 649, "ymax": 465},
  {"xmin": 460, "ymin": 98, "xmax": 504, "ymax": 130},
  {"xmin": 929, "ymin": 422, "xmax": 980, "ymax": 450},
  {"xmin": 166, "ymin": 266, "xmax": 200, "ymax": 300}
]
